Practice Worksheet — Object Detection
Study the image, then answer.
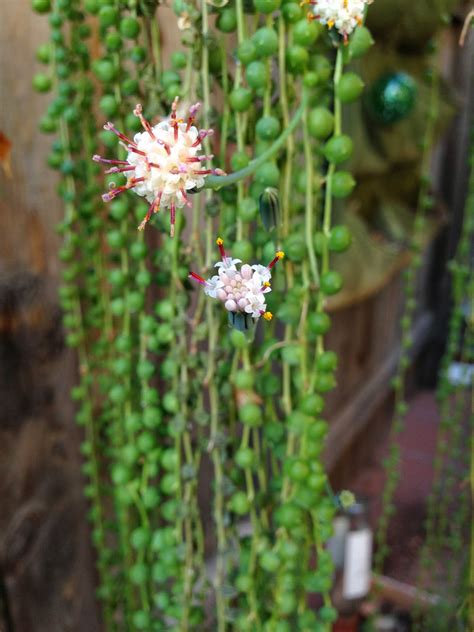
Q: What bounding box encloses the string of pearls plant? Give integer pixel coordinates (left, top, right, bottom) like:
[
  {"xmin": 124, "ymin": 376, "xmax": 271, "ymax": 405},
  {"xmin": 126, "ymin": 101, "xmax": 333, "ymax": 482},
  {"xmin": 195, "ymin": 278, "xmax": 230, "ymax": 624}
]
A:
[
  {"xmin": 374, "ymin": 45, "xmax": 441, "ymax": 576},
  {"xmin": 33, "ymin": 0, "xmax": 375, "ymax": 629},
  {"xmin": 412, "ymin": 127, "xmax": 474, "ymax": 631}
]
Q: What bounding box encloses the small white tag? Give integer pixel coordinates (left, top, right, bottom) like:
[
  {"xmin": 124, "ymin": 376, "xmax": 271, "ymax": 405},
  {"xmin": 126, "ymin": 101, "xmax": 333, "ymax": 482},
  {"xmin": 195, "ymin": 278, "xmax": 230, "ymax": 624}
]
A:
[{"xmin": 342, "ymin": 528, "xmax": 372, "ymax": 599}]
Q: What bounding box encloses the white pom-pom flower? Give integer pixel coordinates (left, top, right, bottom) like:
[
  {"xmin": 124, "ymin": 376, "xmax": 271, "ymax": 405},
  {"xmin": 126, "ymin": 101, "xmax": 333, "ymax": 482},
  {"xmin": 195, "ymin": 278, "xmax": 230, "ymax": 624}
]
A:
[
  {"xmin": 311, "ymin": 0, "xmax": 372, "ymax": 39},
  {"xmin": 189, "ymin": 238, "xmax": 285, "ymax": 323},
  {"xmin": 93, "ymin": 99, "xmax": 225, "ymax": 236}
]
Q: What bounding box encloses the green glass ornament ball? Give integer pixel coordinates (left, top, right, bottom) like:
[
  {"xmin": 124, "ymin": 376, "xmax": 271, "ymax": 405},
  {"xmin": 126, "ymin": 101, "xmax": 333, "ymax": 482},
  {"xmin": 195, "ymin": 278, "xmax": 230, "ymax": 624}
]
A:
[{"xmin": 366, "ymin": 72, "xmax": 417, "ymax": 125}]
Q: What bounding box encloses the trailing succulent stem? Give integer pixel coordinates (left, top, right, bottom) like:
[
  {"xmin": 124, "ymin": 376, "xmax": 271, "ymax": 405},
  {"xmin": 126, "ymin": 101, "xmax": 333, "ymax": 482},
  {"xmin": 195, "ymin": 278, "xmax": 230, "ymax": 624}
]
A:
[{"xmin": 34, "ymin": 0, "xmax": 463, "ymax": 629}]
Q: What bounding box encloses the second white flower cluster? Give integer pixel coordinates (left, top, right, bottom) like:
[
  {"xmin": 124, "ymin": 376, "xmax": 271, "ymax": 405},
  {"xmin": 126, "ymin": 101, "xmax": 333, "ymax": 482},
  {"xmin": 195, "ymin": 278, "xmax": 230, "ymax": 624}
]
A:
[{"xmin": 190, "ymin": 239, "xmax": 285, "ymax": 321}]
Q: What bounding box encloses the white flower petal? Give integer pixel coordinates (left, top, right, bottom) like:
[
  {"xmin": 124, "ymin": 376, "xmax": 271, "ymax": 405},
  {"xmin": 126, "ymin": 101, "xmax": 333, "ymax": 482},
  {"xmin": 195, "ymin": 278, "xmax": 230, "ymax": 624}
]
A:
[
  {"xmin": 204, "ymin": 275, "xmax": 223, "ymax": 298},
  {"xmin": 312, "ymin": 0, "xmax": 369, "ymax": 36},
  {"xmin": 251, "ymin": 264, "xmax": 272, "ymax": 283},
  {"xmin": 215, "ymin": 257, "xmax": 242, "ymax": 273}
]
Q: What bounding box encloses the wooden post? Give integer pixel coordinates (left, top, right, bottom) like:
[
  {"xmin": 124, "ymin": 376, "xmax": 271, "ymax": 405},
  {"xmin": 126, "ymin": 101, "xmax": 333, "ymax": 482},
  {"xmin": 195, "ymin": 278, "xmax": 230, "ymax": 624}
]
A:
[{"xmin": 0, "ymin": 4, "xmax": 100, "ymax": 631}]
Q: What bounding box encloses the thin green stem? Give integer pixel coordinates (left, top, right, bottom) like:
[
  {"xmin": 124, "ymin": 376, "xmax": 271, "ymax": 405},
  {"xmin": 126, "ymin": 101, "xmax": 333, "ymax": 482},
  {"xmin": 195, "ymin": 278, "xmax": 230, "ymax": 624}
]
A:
[
  {"xmin": 57, "ymin": 51, "xmax": 116, "ymax": 620},
  {"xmin": 322, "ymin": 48, "xmax": 343, "ymax": 274},
  {"xmin": 205, "ymin": 94, "xmax": 307, "ymax": 189},
  {"xmin": 303, "ymin": 105, "xmax": 320, "ymax": 287},
  {"xmin": 201, "ymin": 0, "xmax": 227, "ymax": 627},
  {"xmin": 376, "ymin": 61, "xmax": 441, "ymax": 577},
  {"xmin": 279, "ymin": 17, "xmax": 293, "ymax": 238},
  {"xmin": 311, "ymin": 511, "xmax": 332, "ymax": 632},
  {"xmin": 150, "ymin": 12, "xmax": 162, "ymax": 77},
  {"xmin": 232, "ymin": 0, "xmax": 246, "ymax": 241}
]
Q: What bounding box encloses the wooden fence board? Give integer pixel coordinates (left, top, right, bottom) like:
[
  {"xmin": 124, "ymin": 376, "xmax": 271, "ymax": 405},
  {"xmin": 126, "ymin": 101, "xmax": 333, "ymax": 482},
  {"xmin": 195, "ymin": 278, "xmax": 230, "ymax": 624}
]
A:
[{"xmin": 0, "ymin": 3, "xmax": 100, "ymax": 631}]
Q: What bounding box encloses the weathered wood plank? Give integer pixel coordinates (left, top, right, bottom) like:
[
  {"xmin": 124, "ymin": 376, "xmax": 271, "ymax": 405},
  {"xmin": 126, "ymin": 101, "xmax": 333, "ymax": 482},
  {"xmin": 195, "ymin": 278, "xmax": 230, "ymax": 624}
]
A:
[
  {"xmin": 0, "ymin": 3, "xmax": 101, "ymax": 631},
  {"xmin": 325, "ymin": 311, "xmax": 434, "ymax": 471}
]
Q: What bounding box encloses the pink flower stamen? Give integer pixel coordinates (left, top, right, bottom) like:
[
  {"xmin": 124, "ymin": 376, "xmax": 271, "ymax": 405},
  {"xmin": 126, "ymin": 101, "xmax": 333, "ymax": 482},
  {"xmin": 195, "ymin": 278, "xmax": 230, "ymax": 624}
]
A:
[
  {"xmin": 102, "ymin": 177, "xmax": 145, "ymax": 202},
  {"xmin": 186, "ymin": 155, "xmax": 214, "ymax": 163},
  {"xmin": 180, "ymin": 187, "xmax": 192, "ymax": 208},
  {"xmin": 156, "ymin": 139, "xmax": 171, "ymax": 155},
  {"xmin": 105, "ymin": 166, "xmax": 135, "ymax": 174},
  {"xmin": 268, "ymin": 251, "xmax": 285, "ymax": 269},
  {"xmin": 128, "ymin": 146, "xmax": 147, "ymax": 157},
  {"xmin": 193, "ymin": 168, "xmax": 226, "ymax": 176},
  {"xmin": 103, "ymin": 122, "xmax": 136, "ymax": 147},
  {"xmin": 192, "ymin": 129, "xmax": 214, "ymax": 148},
  {"xmin": 216, "ymin": 237, "xmax": 226, "ymax": 260},
  {"xmin": 171, "ymin": 96, "xmax": 179, "ymax": 115},
  {"xmin": 189, "ymin": 271, "xmax": 207, "ymax": 285},
  {"xmin": 171, "ymin": 97, "xmax": 179, "ymax": 142},
  {"xmin": 186, "ymin": 102, "xmax": 201, "ymax": 131},
  {"xmin": 153, "ymin": 191, "xmax": 163, "ymax": 211},
  {"xmin": 134, "ymin": 103, "xmax": 156, "ymax": 140},
  {"xmin": 93, "ymin": 155, "xmax": 128, "ymax": 165},
  {"xmin": 170, "ymin": 202, "xmax": 176, "ymax": 237},
  {"xmin": 138, "ymin": 192, "xmax": 162, "ymax": 231}
]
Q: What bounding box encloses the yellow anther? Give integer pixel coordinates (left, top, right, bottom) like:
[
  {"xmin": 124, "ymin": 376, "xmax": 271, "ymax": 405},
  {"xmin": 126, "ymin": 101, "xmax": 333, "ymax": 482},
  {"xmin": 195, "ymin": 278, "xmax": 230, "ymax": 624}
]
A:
[
  {"xmin": 263, "ymin": 281, "xmax": 271, "ymax": 288},
  {"xmin": 276, "ymin": 251, "xmax": 285, "ymax": 259},
  {"xmin": 263, "ymin": 311, "xmax": 273, "ymax": 321},
  {"xmin": 216, "ymin": 237, "xmax": 224, "ymax": 246},
  {"xmin": 328, "ymin": 19, "xmax": 334, "ymax": 28}
]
